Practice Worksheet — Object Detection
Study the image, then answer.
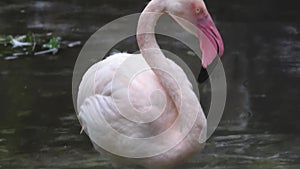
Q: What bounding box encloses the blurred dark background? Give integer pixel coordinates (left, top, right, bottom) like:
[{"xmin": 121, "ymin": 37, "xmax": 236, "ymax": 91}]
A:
[{"xmin": 0, "ymin": 0, "xmax": 299, "ymax": 168}]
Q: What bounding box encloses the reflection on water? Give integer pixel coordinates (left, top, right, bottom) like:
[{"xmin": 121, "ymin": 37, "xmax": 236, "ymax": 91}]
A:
[
  {"xmin": 0, "ymin": 0, "xmax": 299, "ymax": 168},
  {"xmin": 1, "ymin": 122, "xmax": 299, "ymax": 169}
]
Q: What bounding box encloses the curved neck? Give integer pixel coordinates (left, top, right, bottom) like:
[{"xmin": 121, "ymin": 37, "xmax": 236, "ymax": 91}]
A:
[
  {"xmin": 137, "ymin": 1, "xmax": 164, "ymax": 61},
  {"xmin": 137, "ymin": 1, "xmax": 183, "ymax": 107}
]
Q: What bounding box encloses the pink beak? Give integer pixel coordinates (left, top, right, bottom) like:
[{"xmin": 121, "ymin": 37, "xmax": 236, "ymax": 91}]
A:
[{"xmin": 197, "ymin": 14, "xmax": 224, "ymax": 68}]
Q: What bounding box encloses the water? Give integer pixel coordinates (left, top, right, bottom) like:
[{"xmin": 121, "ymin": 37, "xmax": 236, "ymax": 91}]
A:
[{"xmin": 0, "ymin": 0, "xmax": 299, "ymax": 168}]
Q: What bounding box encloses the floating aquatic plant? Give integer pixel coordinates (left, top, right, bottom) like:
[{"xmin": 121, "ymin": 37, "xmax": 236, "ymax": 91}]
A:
[
  {"xmin": 0, "ymin": 32, "xmax": 81, "ymax": 60},
  {"xmin": 42, "ymin": 37, "xmax": 60, "ymax": 49}
]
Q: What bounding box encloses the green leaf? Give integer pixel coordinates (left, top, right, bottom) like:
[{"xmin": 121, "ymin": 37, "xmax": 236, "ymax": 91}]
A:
[{"xmin": 42, "ymin": 37, "xmax": 60, "ymax": 49}]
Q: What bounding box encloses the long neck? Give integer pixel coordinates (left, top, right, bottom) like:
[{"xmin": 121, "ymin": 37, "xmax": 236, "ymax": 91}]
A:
[
  {"xmin": 137, "ymin": 1, "xmax": 183, "ymax": 108},
  {"xmin": 137, "ymin": 0, "xmax": 164, "ymax": 62}
]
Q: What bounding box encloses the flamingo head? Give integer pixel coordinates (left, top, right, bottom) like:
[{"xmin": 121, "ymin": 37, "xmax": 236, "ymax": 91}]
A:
[{"xmin": 164, "ymin": 0, "xmax": 224, "ymax": 68}]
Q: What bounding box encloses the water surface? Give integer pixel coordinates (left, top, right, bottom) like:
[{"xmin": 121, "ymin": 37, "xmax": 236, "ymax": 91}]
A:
[{"xmin": 0, "ymin": 0, "xmax": 299, "ymax": 168}]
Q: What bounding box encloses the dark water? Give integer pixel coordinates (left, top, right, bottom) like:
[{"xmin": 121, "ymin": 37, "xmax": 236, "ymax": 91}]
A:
[{"xmin": 0, "ymin": 0, "xmax": 299, "ymax": 168}]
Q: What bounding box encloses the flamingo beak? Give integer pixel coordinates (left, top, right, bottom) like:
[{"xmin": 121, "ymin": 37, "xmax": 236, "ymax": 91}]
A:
[{"xmin": 197, "ymin": 14, "xmax": 224, "ymax": 68}]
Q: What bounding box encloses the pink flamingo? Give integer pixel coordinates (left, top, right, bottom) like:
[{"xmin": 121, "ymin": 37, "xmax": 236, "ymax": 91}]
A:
[{"xmin": 77, "ymin": 0, "xmax": 223, "ymax": 168}]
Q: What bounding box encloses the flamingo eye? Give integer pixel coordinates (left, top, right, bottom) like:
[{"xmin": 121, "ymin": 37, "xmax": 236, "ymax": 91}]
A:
[{"xmin": 195, "ymin": 8, "xmax": 201, "ymax": 14}]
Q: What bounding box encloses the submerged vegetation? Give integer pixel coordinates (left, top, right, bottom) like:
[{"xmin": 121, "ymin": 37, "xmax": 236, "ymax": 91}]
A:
[{"xmin": 0, "ymin": 32, "xmax": 81, "ymax": 60}]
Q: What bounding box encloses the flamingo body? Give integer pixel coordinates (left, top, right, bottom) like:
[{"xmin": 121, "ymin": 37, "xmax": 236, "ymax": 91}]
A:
[
  {"xmin": 78, "ymin": 53, "xmax": 206, "ymax": 168},
  {"xmin": 77, "ymin": 0, "xmax": 224, "ymax": 168}
]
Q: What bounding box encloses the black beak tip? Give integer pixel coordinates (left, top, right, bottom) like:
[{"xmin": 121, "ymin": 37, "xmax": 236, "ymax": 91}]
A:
[{"xmin": 197, "ymin": 67, "xmax": 209, "ymax": 83}]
